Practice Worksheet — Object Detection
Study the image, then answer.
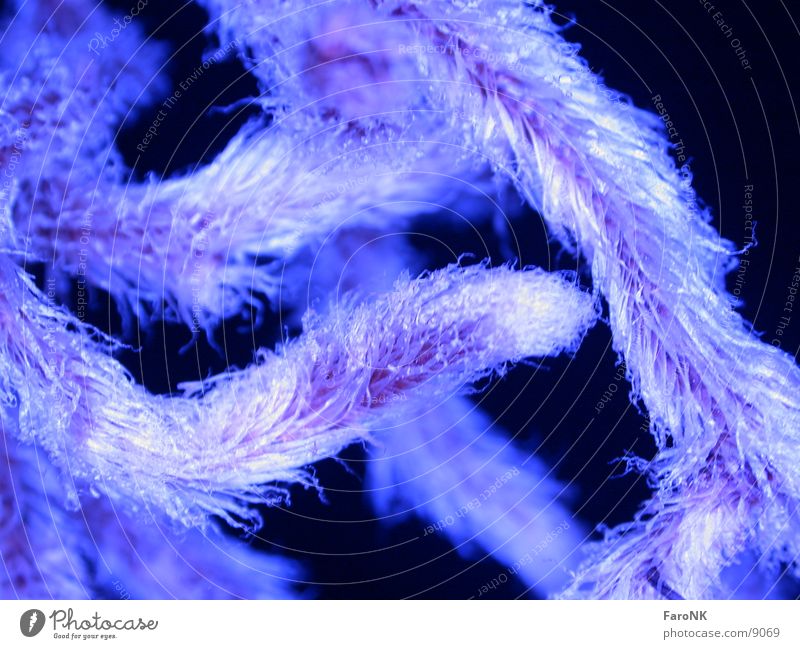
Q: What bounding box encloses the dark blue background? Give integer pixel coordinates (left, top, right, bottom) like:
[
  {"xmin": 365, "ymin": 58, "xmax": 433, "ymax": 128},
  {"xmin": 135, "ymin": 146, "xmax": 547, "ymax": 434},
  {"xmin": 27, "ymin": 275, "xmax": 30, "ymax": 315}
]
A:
[{"xmin": 95, "ymin": 0, "xmax": 800, "ymax": 599}]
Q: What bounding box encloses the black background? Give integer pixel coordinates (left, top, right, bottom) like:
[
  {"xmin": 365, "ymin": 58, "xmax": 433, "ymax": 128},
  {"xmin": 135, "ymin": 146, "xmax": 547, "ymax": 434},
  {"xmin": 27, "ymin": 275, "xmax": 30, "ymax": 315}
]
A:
[{"xmin": 94, "ymin": 0, "xmax": 800, "ymax": 599}]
